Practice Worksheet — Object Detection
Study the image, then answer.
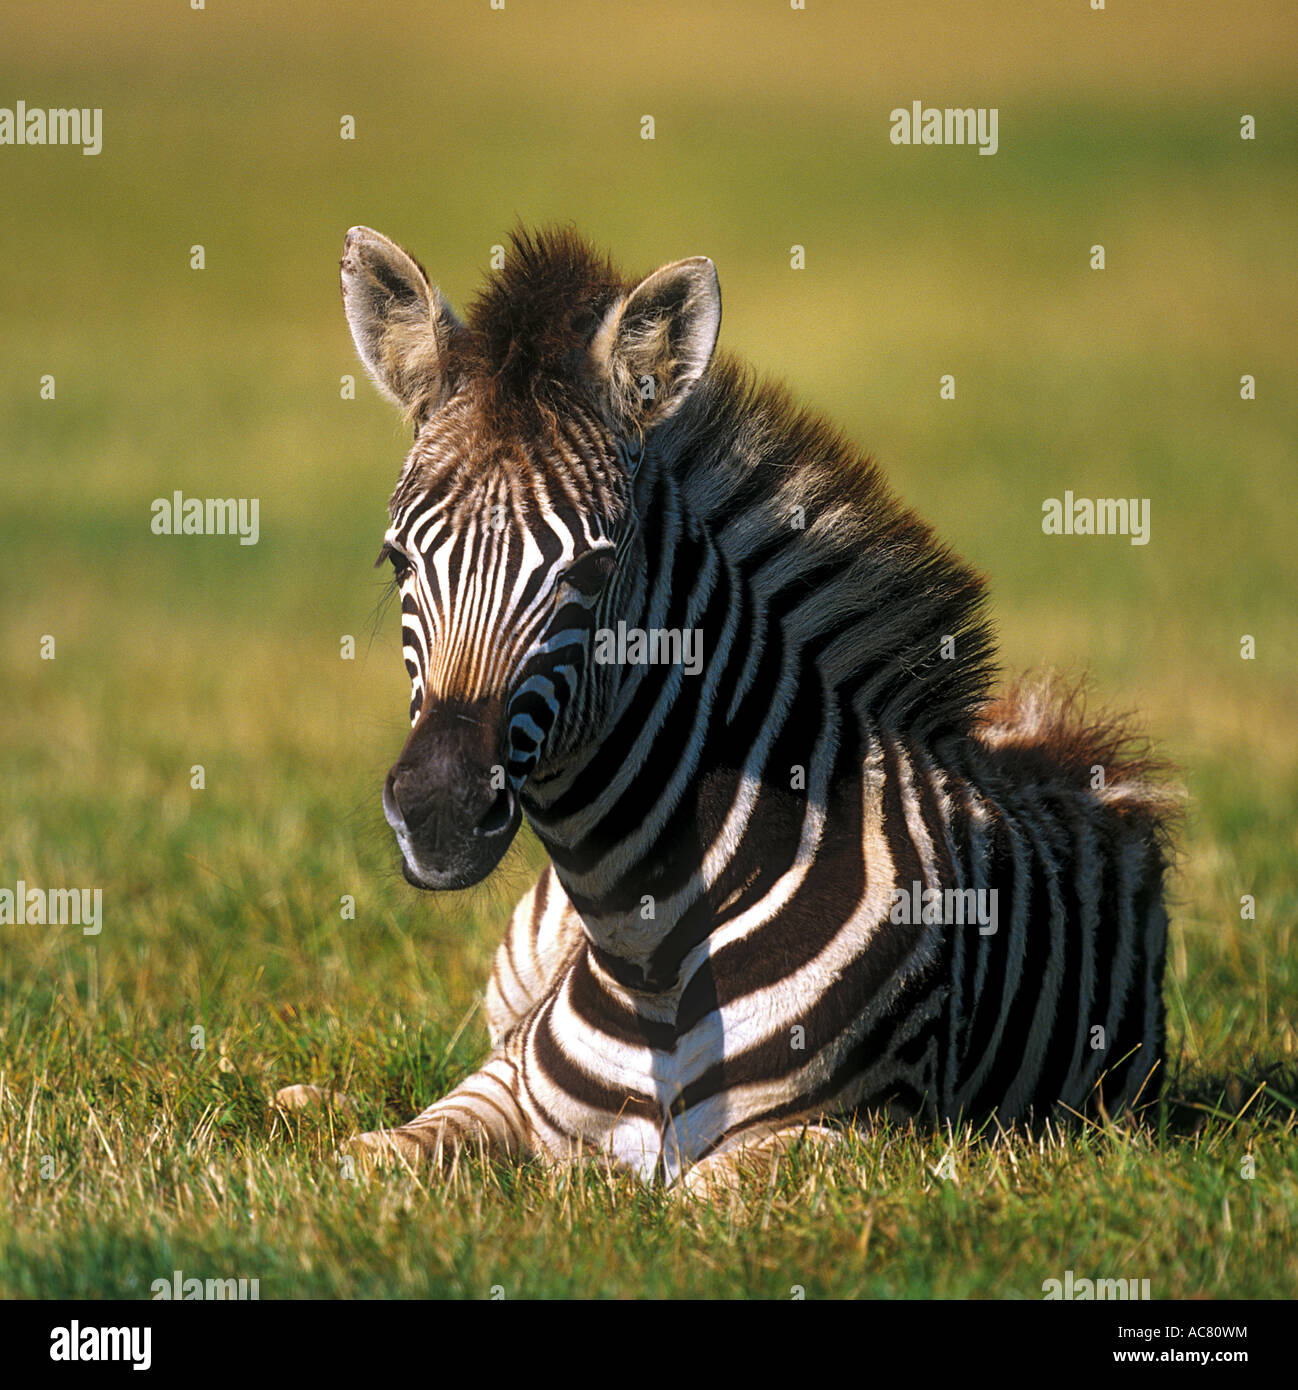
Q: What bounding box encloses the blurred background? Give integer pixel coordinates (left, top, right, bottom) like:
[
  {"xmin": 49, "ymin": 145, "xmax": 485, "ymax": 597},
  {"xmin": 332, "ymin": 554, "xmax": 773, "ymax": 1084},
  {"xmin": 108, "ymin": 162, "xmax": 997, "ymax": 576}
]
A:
[{"xmin": 1, "ymin": 0, "xmax": 1294, "ymax": 1134}]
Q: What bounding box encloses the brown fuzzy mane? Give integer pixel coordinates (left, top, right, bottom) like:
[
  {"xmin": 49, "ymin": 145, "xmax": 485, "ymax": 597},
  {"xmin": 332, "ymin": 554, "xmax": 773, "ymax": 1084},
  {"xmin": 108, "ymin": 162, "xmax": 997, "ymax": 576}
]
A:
[
  {"xmin": 977, "ymin": 674, "xmax": 1182, "ymax": 837},
  {"xmin": 660, "ymin": 350, "xmax": 1000, "ymax": 737},
  {"xmin": 457, "ymin": 226, "xmax": 627, "ymax": 423}
]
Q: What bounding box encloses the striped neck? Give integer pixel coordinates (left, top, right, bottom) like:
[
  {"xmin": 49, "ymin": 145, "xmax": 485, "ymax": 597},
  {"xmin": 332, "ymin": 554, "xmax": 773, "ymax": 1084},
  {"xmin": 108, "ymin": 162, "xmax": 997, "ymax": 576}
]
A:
[{"xmin": 521, "ymin": 359, "xmax": 994, "ymax": 987}]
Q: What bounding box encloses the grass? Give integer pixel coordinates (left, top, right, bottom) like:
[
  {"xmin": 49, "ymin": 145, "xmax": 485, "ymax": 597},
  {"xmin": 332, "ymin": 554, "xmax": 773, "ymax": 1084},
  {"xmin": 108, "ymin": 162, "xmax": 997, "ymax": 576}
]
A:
[
  {"xmin": 1, "ymin": 0, "xmax": 1296, "ymax": 1299},
  {"xmin": 3, "ymin": 1000, "xmax": 1295, "ymax": 1298}
]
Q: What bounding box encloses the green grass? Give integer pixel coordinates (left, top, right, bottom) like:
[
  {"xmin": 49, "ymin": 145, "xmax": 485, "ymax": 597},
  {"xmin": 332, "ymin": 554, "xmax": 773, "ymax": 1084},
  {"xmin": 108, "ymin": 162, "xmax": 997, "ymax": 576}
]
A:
[{"xmin": 1, "ymin": 0, "xmax": 1296, "ymax": 1299}]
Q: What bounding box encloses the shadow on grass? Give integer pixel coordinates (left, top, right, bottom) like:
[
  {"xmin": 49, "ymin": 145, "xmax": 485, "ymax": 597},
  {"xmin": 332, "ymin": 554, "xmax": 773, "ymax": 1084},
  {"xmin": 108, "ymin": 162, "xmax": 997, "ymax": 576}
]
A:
[{"xmin": 1162, "ymin": 1059, "xmax": 1298, "ymax": 1138}]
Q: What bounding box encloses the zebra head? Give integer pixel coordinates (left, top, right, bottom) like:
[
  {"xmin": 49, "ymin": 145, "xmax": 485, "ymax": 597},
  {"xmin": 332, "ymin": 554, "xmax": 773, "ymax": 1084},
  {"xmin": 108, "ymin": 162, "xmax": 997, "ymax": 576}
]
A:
[{"xmin": 341, "ymin": 226, "xmax": 721, "ymax": 889}]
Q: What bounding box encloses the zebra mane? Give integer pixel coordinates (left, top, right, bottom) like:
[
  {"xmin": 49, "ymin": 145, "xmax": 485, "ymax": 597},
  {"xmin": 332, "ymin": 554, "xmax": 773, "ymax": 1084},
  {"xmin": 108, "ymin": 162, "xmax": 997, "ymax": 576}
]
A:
[
  {"xmin": 661, "ymin": 352, "xmax": 998, "ymax": 736},
  {"xmin": 460, "ymin": 226, "xmax": 624, "ymax": 427}
]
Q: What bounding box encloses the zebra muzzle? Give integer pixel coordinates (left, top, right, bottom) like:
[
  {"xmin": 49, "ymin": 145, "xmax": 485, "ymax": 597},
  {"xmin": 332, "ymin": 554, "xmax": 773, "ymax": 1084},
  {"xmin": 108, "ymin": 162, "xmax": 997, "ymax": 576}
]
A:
[{"xmin": 382, "ymin": 701, "xmax": 521, "ymax": 890}]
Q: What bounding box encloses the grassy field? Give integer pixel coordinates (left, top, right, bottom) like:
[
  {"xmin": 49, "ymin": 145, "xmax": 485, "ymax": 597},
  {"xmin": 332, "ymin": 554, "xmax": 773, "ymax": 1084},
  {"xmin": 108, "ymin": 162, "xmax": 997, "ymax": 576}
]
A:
[{"xmin": 1, "ymin": 1, "xmax": 1295, "ymax": 1299}]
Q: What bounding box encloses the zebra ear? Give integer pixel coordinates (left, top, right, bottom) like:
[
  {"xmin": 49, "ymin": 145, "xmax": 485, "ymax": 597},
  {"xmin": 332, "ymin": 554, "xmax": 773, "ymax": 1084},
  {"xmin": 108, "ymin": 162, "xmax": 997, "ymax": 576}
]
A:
[
  {"xmin": 340, "ymin": 226, "xmax": 462, "ymax": 420},
  {"xmin": 590, "ymin": 257, "xmax": 721, "ymax": 433}
]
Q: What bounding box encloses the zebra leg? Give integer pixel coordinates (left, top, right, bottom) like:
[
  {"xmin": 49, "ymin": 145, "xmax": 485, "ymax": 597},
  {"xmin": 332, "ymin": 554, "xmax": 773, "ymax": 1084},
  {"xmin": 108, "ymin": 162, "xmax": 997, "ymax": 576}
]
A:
[
  {"xmin": 483, "ymin": 864, "xmax": 584, "ymax": 1045},
  {"xmin": 271, "ymin": 1083, "xmax": 356, "ymax": 1112},
  {"xmin": 275, "ymin": 868, "xmax": 581, "ymax": 1164},
  {"xmin": 345, "ymin": 1054, "xmax": 530, "ymax": 1172},
  {"xmin": 674, "ymin": 1122, "xmax": 845, "ymax": 1199},
  {"xmin": 344, "ymin": 869, "xmax": 584, "ymax": 1171}
]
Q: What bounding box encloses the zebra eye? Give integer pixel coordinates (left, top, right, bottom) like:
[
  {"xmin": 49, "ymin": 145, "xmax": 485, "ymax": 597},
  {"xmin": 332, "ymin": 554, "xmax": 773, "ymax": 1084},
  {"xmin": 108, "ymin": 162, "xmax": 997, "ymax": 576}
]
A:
[
  {"xmin": 376, "ymin": 542, "xmax": 412, "ymax": 580},
  {"xmin": 561, "ymin": 548, "xmax": 617, "ymax": 597}
]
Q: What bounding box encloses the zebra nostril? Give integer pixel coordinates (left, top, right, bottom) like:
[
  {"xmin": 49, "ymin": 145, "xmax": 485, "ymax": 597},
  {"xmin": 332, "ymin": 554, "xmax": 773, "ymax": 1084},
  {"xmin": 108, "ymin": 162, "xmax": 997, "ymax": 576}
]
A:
[
  {"xmin": 475, "ymin": 789, "xmax": 513, "ymax": 838},
  {"xmin": 383, "ymin": 770, "xmax": 405, "ymax": 826}
]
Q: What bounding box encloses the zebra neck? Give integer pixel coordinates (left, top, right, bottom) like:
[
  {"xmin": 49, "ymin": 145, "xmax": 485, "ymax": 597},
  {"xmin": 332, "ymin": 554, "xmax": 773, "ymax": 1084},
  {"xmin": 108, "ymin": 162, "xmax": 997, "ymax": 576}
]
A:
[
  {"xmin": 513, "ymin": 514, "xmax": 834, "ymax": 988},
  {"xmin": 523, "ymin": 393, "xmax": 992, "ymax": 984}
]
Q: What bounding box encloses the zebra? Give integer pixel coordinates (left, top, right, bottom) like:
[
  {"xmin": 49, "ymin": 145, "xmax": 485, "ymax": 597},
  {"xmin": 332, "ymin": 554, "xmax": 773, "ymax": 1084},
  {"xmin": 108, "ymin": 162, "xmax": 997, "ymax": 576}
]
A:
[{"xmin": 278, "ymin": 224, "xmax": 1176, "ymax": 1190}]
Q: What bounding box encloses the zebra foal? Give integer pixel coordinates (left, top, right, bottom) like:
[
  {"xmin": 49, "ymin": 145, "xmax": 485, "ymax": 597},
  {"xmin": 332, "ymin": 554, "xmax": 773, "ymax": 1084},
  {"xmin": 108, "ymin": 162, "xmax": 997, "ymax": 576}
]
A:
[{"xmin": 278, "ymin": 225, "xmax": 1176, "ymax": 1189}]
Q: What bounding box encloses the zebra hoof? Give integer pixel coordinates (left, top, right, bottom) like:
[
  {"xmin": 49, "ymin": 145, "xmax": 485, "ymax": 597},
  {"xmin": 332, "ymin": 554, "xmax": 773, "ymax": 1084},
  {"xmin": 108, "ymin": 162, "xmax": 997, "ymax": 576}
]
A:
[
  {"xmin": 271, "ymin": 1083, "xmax": 356, "ymax": 1112},
  {"xmin": 339, "ymin": 1127, "xmax": 435, "ymax": 1173},
  {"xmin": 674, "ymin": 1123, "xmax": 846, "ymax": 1199}
]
